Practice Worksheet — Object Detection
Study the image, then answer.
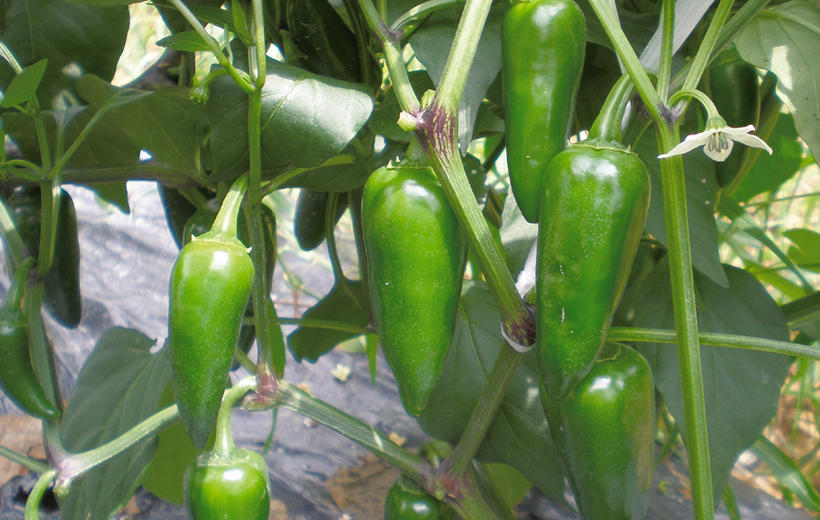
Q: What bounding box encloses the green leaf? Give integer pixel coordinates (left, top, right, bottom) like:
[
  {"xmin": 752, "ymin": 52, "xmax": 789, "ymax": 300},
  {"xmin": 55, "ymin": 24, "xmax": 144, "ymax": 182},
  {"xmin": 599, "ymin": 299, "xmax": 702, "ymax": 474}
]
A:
[
  {"xmin": 64, "ymin": 0, "xmax": 139, "ymax": 5},
  {"xmin": 156, "ymin": 31, "xmax": 213, "ymax": 52},
  {"xmin": 59, "ymin": 328, "xmax": 172, "ymax": 520},
  {"xmin": 634, "ymin": 130, "xmax": 729, "ymax": 287},
  {"xmin": 140, "ymin": 382, "xmax": 199, "ymax": 504},
  {"xmin": 499, "ymin": 188, "xmax": 537, "ymax": 279},
  {"xmin": 483, "ymin": 462, "xmax": 532, "ymax": 510},
  {"xmin": 628, "ymin": 262, "xmax": 792, "ymax": 502},
  {"xmin": 206, "ymin": 64, "xmax": 374, "ymax": 181},
  {"xmin": 280, "ymin": 152, "xmax": 371, "ymax": 192},
  {"xmin": 417, "ymin": 282, "xmax": 566, "ymax": 503},
  {"xmin": 733, "ymin": 110, "xmax": 804, "ymax": 202},
  {"xmin": 287, "ymin": 279, "xmax": 371, "ymax": 362},
  {"xmin": 87, "ymin": 182, "xmax": 130, "ymax": 213},
  {"xmin": 0, "ymin": 59, "xmax": 47, "ymax": 108},
  {"xmin": 735, "ymin": 0, "xmax": 820, "ymax": 161},
  {"xmin": 751, "ymin": 436, "xmax": 820, "ymax": 513},
  {"xmin": 0, "ymin": 0, "xmax": 128, "ymax": 106},
  {"xmin": 784, "ymin": 228, "xmax": 820, "ymax": 272}
]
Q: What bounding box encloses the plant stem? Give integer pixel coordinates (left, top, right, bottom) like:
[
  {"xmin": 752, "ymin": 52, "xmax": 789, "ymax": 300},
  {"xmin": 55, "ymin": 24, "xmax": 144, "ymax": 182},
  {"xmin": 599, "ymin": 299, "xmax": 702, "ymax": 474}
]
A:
[
  {"xmin": 682, "ymin": 0, "xmax": 736, "ymax": 92},
  {"xmin": 214, "ymin": 379, "xmax": 257, "ymax": 456},
  {"xmin": 24, "ymin": 469, "xmax": 56, "ymax": 520},
  {"xmin": 274, "ymin": 380, "xmax": 427, "ymax": 477},
  {"xmin": 657, "ymin": 0, "xmax": 675, "ymax": 102},
  {"xmin": 608, "ymin": 327, "xmax": 820, "ymax": 361},
  {"xmin": 392, "ymin": 0, "xmax": 464, "ymax": 33},
  {"xmin": 0, "ymin": 446, "xmax": 51, "ymax": 474},
  {"xmin": 657, "ymin": 130, "xmax": 714, "ymax": 520},
  {"xmin": 444, "ymin": 346, "xmax": 523, "ymax": 476},
  {"xmin": 208, "ymin": 176, "xmax": 247, "ymax": 239}
]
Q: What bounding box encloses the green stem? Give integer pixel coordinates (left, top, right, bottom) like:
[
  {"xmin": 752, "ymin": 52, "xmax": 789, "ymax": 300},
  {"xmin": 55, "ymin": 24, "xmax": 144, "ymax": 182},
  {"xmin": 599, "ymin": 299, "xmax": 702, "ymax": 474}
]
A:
[
  {"xmin": 585, "ymin": 0, "xmax": 666, "ymax": 127},
  {"xmin": 24, "ymin": 469, "xmax": 56, "ymax": 520},
  {"xmin": 781, "ymin": 291, "xmax": 820, "ymax": 329},
  {"xmin": 0, "ymin": 445, "xmax": 51, "ymax": 474},
  {"xmin": 24, "ymin": 279, "xmax": 62, "ymax": 415},
  {"xmin": 214, "ymin": 379, "xmax": 257, "ymax": 456},
  {"xmin": 167, "ymin": 0, "xmax": 254, "ymax": 93},
  {"xmin": 681, "ymin": 0, "xmax": 735, "ymax": 92},
  {"xmin": 53, "ymin": 405, "xmax": 179, "ymax": 494},
  {"xmin": 588, "ymin": 74, "xmax": 634, "ymax": 144},
  {"xmin": 432, "ymin": 0, "xmax": 491, "ymax": 112},
  {"xmin": 713, "ymin": 0, "xmax": 769, "ymax": 56},
  {"xmin": 444, "ymin": 346, "xmax": 523, "ymax": 476},
  {"xmin": 36, "ymin": 183, "xmax": 57, "ymax": 274},
  {"xmin": 391, "ymin": 0, "xmax": 464, "ymax": 33},
  {"xmin": 206, "ymin": 176, "xmax": 247, "ymax": 239},
  {"xmin": 0, "ymin": 38, "xmax": 22, "ymax": 74},
  {"xmin": 668, "ymin": 89, "xmax": 722, "ymax": 121},
  {"xmin": 0, "ymin": 196, "xmax": 29, "ymax": 264},
  {"xmin": 657, "ymin": 130, "xmax": 714, "ymax": 520},
  {"xmin": 274, "ymin": 316, "xmax": 373, "ymax": 334},
  {"xmin": 251, "ymin": 0, "xmax": 267, "ymax": 89},
  {"xmin": 657, "ymin": 0, "xmax": 675, "ymax": 102},
  {"xmin": 608, "ymin": 327, "xmax": 820, "ymax": 361},
  {"xmin": 274, "ymin": 380, "xmax": 427, "ymax": 478}
]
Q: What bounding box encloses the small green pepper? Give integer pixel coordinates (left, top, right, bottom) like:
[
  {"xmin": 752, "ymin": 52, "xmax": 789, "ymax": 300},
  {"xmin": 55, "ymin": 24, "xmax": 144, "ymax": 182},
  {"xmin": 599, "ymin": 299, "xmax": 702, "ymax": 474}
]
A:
[
  {"xmin": 502, "ymin": 0, "xmax": 586, "ymax": 223},
  {"xmin": 541, "ymin": 343, "xmax": 655, "ymax": 520},
  {"xmin": 293, "ymin": 189, "xmax": 348, "ymax": 251},
  {"xmin": 384, "ymin": 475, "xmax": 454, "ymax": 520},
  {"xmin": 0, "ymin": 258, "xmax": 59, "ymax": 418},
  {"xmin": 362, "ymin": 165, "xmax": 466, "ymax": 415},
  {"xmin": 185, "ymin": 449, "xmax": 270, "ymax": 520},
  {"xmin": 537, "ymin": 76, "xmax": 650, "ymax": 399},
  {"xmin": 170, "ymin": 178, "xmax": 254, "ymax": 448}
]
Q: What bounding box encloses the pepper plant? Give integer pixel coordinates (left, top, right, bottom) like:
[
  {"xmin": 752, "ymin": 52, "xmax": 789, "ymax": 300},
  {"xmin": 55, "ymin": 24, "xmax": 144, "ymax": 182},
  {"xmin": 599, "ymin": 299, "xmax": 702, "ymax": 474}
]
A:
[{"xmin": 0, "ymin": 0, "xmax": 817, "ymax": 519}]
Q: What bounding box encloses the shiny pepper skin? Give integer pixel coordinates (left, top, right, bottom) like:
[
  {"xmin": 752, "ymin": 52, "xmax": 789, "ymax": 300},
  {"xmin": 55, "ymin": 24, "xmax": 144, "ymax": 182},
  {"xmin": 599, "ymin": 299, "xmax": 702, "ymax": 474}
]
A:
[
  {"xmin": 384, "ymin": 475, "xmax": 454, "ymax": 520},
  {"xmin": 537, "ymin": 144, "xmax": 650, "ymax": 399},
  {"xmin": 502, "ymin": 0, "xmax": 586, "ymax": 223},
  {"xmin": 362, "ymin": 166, "xmax": 466, "ymax": 416},
  {"xmin": 0, "ymin": 260, "xmax": 59, "ymax": 418},
  {"xmin": 170, "ymin": 238, "xmax": 254, "ymax": 449},
  {"xmin": 185, "ymin": 449, "xmax": 270, "ymax": 520},
  {"xmin": 541, "ymin": 343, "xmax": 655, "ymax": 520}
]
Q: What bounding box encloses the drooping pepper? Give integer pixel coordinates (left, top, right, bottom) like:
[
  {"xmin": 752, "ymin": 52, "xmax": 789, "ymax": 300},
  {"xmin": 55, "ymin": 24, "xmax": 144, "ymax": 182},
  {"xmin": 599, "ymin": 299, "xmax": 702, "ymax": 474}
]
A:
[
  {"xmin": 0, "ymin": 258, "xmax": 59, "ymax": 418},
  {"xmin": 384, "ymin": 475, "xmax": 454, "ymax": 520},
  {"xmin": 502, "ymin": 0, "xmax": 586, "ymax": 223},
  {"xmin": 362, "ymin": 165, "xmax": 466, "ymax": 415},
  {"xmin": 7, "ymin": 186, "xmax": 82, "ymax": 328},
  {"xmin": 170, "ymin": 177, "xmax": 254, "ymax": 449},
  {"xmin": 293, "ymin": 189, "xmax": 348, "ymax": 251},
  {"xmin": 537, "ymin": 76, "xmax": 651, "ymax": 399},
  {"xmin": 707, "ymin": 47, "xmax": 761, "ymax": 187},
  {"xmin": 185, "ymin": 381, "xmax": 270, "ymax": 519},
  {"xmin": 541, "ymin": 342, "xmax": 655, "ymax": 520}
]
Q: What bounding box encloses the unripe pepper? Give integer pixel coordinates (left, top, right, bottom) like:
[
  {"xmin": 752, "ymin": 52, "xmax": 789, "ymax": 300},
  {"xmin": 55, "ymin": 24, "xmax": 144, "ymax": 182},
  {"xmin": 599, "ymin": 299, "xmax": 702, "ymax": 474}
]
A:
[
  {"xmin": 541, "ymin": 343, "xmax": 655, "ymax": 520},
  {"xmin": 384, "ymin": 475, "xmax": 454, "ymax": 520},
  {"xmin": 0, "ymin": 258, "xmax": 59, "ymax": 418},
  {"xmin": 7, "ymin": 186, "xmax": 82, "ymax": 328},
  {"xmin": 362, "ymin": 165, "xmax": 466, "ymax": 415},
  {"xmin": 707, "ymin": 48, "xmax": 761, "ymax": 187},
  {"xmin": 537, "ymin": 76, "xmax": 650, "ymax": 399},
  {"xmin": 293, "ymin": 189, "xmax": 348, "ymax": 251},
  {"xmin": 502, "ymin": 0, "xmax": 586, "ymax": 223},
  {"xmin": 170, "ymin": 178, "xmax": 254, "ymax": 449}
]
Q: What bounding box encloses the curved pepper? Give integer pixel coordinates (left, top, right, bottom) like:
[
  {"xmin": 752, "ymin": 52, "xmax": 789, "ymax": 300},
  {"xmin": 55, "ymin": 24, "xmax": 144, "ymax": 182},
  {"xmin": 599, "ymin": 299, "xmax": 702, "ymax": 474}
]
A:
[
  {"xmin": 502, "ymin": 0, "xmax": 586, "ymax": 223},
  {"xmin": 707, "ymin": 48, "xmax": 761, "ymax": 187},
  {"xmin": 8, "ymin": 186, "xmax": 82, "ymax": 328},
  {"xmin": 541, "ymin": 342, "xmax": 655, "ymax": 520},
  {"xmin": 362, "ymin": 165, "xmax": 466, "ymax": 415},
  {"xmin": 170, "ymin": 178, "xmax": 254, "ymax": 448},
  {"xmin": 293, "ymin": 189, "xmax": 348, "ymax": 251},
  {"xmin": 0, "ymin": 258, "xmax": 59, "ymax": 418},
  {"xmin": 384, "ymin": 475, "xmax": 454, "ymax": 520},
  {"xmin": 537, "ymin": 76, "xmax": 650, "ymax": 399}
]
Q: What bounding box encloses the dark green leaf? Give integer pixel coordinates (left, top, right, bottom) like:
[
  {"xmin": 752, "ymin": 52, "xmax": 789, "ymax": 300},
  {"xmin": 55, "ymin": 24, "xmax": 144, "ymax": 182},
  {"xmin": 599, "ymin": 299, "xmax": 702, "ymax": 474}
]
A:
[
  {"xmin": 752, "ymin": 436, "xmax": 820, "ymax": 513},
  {"xmin": 206, "ymin": 64, "xmax": 373, "ymax": 181},
  {"xmin": 280, "ymin": 153, "xmax": 371, "ymax": 192},
  {"xmin": 87, "ymin": 182, "xmax": 130, "ymax": 213},
  {"xmin": 288, "ymin": 279, "xmax": 371, "ymax": 362},
  {"xmin": 417, "ymin": 282, "xmax": 566, "ymax": 503},
  {"xmin": 735, "ymin": 0, "xmax": 820, "ymax": 161},
  {"xmin": 733, "ymin": 110, "xmax": 804, "ymax": 202},
  {"xmin": 59, "ymin": 328, "xmax": 172, "ymax": 520},
  {"xmin": 0, "ymin": 0, "xmax": 128, "ymax": 106},
  {"xmin": 0, "ymin": 59, "xmax": 48, "ymax": 108},
  {"xmin": 628, "ymin": 262, "xmax": 792, "ymax": 502},
  {"xmin": 634, "ymin": 129, "xmax": 729, "ymax": 287},
  {"xmin": 784, "ymin": 228, "xmax": 820, "ymax": 272},
  {"xmin": 156, "ymin": 31, "xmax": 213, "ymax": 52},
  {"xmin": 499, "ymin": 188, "xmax": 537, "ymax": 279}
]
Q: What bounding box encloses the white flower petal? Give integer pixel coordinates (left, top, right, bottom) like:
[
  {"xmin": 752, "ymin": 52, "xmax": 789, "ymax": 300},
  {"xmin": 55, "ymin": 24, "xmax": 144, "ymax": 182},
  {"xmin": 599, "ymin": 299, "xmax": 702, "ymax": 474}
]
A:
[
  {"xmin": 658, "ymin": 130, "xmax": 715, "ymax": 158},
  {"xmin": 729, "ymin": 131, "xmax": 773, "ymax": 155}
]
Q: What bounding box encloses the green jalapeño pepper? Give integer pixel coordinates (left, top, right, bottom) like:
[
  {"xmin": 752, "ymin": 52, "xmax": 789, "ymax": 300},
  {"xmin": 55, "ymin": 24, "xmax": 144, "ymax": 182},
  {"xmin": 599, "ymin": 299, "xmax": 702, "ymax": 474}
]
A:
[
  {"xmin": 7, "ymin": 186, "xmax": 82, "ymax": 328},
  {"xmin": 185, "ymin": 381, "xmax": 270, "ymax": 519},
  {"xmin": 362, "ymin": 165, "xmax": 466, "ymax": 416},
  {"xmin": 170, "ymin": 178, "xmax": 254, "ymax": 449},
  {"xmin": 537, "ymin": 76, "xmax": 650, "ymax": 399},
  {"xmin": 384, "ymin": 475, "xmax": 454, "ymax": 520},
  {"xmin": 707, "ymin": 48, "xmax": 761, "ymax": 187},
  {"xmin": 502, "ymin": 0, "xmax": 586, "ymax": 223},
  {"xmin": 541, "ymin": 343, "xmax": 655, "ymax": 520},
  {"xmin": 293, "ymin": 189, "xmax": 348, "ymax": 251},
  {"xmin": 0, "ymin": 258, "xmax": 58, "ymax": 418}
]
